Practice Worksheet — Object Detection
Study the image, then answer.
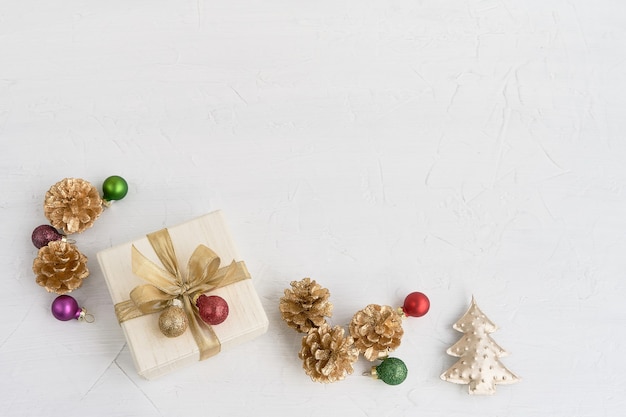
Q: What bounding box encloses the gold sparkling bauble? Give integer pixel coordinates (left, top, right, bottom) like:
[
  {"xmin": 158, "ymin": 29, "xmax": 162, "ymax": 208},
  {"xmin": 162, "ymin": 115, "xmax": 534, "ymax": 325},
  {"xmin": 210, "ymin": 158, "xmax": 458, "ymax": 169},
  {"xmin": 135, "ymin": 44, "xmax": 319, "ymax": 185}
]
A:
[{"xmin": 158, "ymin": 305, "xmax": 188, "ymax": 338}]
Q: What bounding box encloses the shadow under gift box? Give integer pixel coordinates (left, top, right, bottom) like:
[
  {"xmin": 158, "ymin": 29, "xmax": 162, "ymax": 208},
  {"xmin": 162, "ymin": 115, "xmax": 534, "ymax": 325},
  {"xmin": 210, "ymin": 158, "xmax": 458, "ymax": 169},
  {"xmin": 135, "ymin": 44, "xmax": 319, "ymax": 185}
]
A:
[{"xmin": 97, "ymin": 210, "xmax": 269, "ymax": 380}]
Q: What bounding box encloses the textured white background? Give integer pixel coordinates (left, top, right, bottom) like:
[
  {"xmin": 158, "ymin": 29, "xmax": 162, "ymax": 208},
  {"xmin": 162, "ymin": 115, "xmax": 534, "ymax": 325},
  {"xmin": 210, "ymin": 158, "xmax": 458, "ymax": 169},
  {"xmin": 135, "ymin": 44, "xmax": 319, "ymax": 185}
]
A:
[{"xmin": 1, "ymin": 1, "xmax": 625, "ymax": 416}]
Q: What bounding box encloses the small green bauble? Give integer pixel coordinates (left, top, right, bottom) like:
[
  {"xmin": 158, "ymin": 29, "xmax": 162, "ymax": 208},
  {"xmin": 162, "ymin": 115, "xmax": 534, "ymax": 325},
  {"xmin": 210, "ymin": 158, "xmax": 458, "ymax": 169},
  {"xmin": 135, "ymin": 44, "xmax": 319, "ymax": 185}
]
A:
[
  {"xmin": 102, "ymin": 175, "xmax": 128, "ymax": 201},
  {"xmin": 373, "ymin": 357, "xmax": 408, "ymax": 385}
]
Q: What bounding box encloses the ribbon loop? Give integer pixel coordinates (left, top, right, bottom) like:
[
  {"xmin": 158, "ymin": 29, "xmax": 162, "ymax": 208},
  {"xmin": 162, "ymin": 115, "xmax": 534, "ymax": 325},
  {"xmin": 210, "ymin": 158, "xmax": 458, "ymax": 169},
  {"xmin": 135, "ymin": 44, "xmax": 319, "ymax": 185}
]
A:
[
  {"xmin": 131, "ymin": 245, "xmax": 180, "ymax": 294},
  {"xmin": 146, "ymin": 230, "xmax": 181, "ymax": 280},
  {"xmin": 114, "ymin": 228, "xmax": 250, "ymax": 361},
  {"xmin": 130, "ymin": 284, "xmax": 175, "ymax": 314},
  {"xmin": 187, "ymin": 245, "xmax": 221, "ymax": 289}
]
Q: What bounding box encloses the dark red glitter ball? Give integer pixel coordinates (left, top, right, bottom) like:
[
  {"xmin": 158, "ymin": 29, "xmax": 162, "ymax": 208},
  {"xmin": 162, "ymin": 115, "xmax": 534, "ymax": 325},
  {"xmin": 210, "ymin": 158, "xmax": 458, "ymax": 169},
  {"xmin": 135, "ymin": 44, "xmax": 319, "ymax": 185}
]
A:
[{"xmin": 196, "ymin": 295, "xmax": 229, "ymax": 325}]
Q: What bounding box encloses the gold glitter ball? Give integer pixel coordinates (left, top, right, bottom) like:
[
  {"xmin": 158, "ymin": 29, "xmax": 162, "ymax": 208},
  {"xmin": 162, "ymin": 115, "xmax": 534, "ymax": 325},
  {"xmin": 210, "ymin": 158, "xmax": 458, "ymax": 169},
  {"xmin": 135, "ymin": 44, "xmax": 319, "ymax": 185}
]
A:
[{"xmin": 158, "ymin": 305, "xmax": 188, "ymax": 338}]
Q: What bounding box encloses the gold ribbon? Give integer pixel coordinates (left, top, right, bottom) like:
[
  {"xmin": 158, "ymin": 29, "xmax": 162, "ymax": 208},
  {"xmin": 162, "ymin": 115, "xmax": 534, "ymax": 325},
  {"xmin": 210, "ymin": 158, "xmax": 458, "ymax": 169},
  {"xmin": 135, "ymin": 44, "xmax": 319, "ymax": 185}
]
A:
[{"xmin": 114, "ymin": 228, "xmax": 250, "ymax": 360}]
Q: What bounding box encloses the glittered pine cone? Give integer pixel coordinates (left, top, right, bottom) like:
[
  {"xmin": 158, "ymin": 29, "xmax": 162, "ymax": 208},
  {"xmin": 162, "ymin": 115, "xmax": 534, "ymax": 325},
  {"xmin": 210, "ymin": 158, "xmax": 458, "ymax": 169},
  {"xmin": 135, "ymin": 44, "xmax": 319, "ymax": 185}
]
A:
[
  {"xmin": 33, "ymin": 240, "xmax": 89, "ymax": 294},
  {"xmin": 349, "ymin": 304, "xmax": 404, "ymax": 361},
  {"xmin": 299, "ymin": 323, "xmax": 359, "ymax": 383},
  {"xmin": 279, "ymin": 278, "xmax": 333, "ymax": 333},
  {"xmin": 43, "ymin": 177, "xmax": 103, "ymax": 234}
]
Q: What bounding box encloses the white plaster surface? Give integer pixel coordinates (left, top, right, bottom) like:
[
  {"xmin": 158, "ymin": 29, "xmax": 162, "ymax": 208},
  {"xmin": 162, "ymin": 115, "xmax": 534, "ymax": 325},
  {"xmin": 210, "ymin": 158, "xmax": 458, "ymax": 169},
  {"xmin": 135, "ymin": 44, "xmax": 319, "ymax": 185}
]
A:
[{"xmin": 1, "ymin": 1, "xmax": 625, "ymax": 416}]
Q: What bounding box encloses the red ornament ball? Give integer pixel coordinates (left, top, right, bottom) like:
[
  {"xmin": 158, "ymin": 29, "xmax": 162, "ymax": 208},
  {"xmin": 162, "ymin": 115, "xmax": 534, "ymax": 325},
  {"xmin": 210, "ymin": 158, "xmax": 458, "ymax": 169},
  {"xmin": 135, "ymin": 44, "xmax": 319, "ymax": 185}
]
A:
[
  {"xmin": 402, "ymin": 292, "xmax": 430, "ymax": 317},
  {"xmin": 196, "ymin": 295, "xmax": 229, "ymax": 325}
]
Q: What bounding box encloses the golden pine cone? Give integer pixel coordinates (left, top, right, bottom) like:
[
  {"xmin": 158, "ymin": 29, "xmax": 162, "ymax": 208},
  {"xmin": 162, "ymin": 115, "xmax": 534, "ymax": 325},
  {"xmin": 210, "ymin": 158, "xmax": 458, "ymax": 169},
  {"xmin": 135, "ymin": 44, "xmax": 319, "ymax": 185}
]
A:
[
  {"xmin": 43, "ymin": 177, "xmax": 103, "ymax": 234},
  {"xmin": 279, "ymin": 278, "xmax": 333, "ymax": 333},
  {"xmin": 349, "ymin": 304, "xmax": 404, "ymax": 361},
  {"xmin": 299, "ymin": 323, "xmax": 359, "ymax": 383},
  {"xmin": 33, "ymin": 241, "xmax": 89, "ymax": 294}
]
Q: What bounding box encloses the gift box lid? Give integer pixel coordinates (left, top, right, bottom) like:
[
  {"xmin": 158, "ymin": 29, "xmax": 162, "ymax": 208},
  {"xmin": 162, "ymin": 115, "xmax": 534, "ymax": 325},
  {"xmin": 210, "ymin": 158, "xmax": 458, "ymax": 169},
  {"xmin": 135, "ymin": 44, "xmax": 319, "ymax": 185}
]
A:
[{"xmin": 97, "ymin": 210, "xmax": 268, "ymax": 379}]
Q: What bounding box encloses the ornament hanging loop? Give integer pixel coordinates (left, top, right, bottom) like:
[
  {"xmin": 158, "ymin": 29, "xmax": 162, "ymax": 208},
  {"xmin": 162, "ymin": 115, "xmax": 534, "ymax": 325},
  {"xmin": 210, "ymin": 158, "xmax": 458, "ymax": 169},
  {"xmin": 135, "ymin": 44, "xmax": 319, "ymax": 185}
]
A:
[{"xmin": 78, "ymin": 308, "xmax": 95, "ymax": 323}]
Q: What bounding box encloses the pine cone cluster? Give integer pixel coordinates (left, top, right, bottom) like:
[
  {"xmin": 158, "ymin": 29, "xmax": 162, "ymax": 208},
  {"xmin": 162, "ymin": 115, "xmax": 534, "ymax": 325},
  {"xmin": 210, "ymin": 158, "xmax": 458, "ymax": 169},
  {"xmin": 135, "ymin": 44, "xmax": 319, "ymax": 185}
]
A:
[
  {"xmin": 279, "ymin": 278, "xmax": 333, "ymax": 333},
  {"xmin": 349, "ymin": 304, "xmax": 404, "ymax": 361},
  {"xmin": 44, "ymin": 177, "xmax": 103, "ymax": 234},
  {"xmin": 299, "ymin": 323, "xmax": 359, "ymax": 383},
  {"xmin": 33, "ymin": 240, "xmax": 89, "ymax": 294}
]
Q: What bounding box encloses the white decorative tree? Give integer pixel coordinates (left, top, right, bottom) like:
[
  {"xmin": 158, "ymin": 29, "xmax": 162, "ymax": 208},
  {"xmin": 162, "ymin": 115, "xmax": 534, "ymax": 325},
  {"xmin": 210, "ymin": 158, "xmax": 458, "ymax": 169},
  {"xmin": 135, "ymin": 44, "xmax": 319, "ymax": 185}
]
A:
[{"xmin": 441, "ymin": 297, "xmax": 520, "ymax": 395}]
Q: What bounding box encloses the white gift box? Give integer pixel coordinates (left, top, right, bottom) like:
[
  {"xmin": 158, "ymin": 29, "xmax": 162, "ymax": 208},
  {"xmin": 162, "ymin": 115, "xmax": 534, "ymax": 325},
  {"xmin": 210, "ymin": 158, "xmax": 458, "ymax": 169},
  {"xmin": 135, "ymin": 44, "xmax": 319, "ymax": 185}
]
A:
[{"xmin": 97, "ymin": 211, "xmax": 268, "ymax": 380}]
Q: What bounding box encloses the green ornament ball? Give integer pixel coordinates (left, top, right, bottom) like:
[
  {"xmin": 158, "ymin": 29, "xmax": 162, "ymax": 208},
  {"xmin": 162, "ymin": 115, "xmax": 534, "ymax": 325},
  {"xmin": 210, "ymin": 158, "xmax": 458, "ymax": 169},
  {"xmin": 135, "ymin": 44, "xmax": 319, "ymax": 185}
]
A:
[
  {"xmin": 374, "ymin": 357, "xmax": 408, "ymax": 385},
  {"xmin": 102, "ymin": 175, "xmax": 128, "ymax": 201}
]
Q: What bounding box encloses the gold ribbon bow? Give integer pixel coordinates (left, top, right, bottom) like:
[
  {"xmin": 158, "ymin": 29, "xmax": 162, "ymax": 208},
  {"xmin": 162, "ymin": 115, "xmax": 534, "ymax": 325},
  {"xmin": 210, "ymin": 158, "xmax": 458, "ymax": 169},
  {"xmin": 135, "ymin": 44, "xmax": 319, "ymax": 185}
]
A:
[{"xmin": 114, "ymin": 228, "xmax": 250, "ymax": 360}]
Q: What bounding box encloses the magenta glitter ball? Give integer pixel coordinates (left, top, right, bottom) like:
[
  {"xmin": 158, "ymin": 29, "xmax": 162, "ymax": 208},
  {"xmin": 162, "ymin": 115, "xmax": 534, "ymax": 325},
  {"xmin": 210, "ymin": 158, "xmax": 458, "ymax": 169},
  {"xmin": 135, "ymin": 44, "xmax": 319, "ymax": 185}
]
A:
[
  {"xmin": 402, "ymin": 292, "xmax": 430, "ymax": 317},
  {"xmin": 32, "ymin": 224, "xmax": 63, "ymax": 249},
  {"xmin": 196, "ymin": 295, "xmax": 229, "ymax": 325},
  {"xmin": 51, "ymin": 295, "xmax": 81, "ymax": 321}
]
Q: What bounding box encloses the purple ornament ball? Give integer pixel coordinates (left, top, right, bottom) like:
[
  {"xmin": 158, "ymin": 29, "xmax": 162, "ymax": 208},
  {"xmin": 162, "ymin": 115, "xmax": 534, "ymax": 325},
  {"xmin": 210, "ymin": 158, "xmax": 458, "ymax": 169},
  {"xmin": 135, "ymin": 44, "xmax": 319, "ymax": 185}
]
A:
[
  {"xmin": 32, "ymin": 225, "xmax": 63, "ymax": 249},
  {"xmin": 51, "ymin": 295, "xmax": 81, "ymax": 321}
]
